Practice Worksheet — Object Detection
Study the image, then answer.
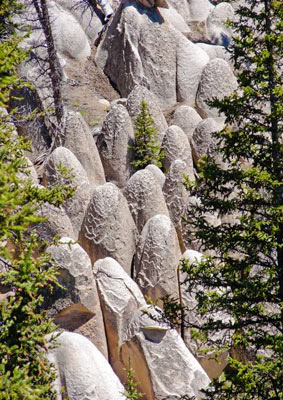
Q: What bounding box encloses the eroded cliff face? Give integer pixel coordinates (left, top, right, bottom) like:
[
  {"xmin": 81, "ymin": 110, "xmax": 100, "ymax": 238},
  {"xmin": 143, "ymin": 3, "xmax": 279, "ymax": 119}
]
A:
[{"xmin": 6, "ymin": 0, "xmax": 239, "ymax": 398}]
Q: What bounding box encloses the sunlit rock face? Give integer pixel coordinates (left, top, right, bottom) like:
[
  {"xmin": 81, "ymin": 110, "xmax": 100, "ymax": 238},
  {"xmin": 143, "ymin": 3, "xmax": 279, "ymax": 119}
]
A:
[
  {"xmin": 95, "ymin": 1, "xmax": 209, "ymax": 109},
  {"xmin": 47, "ymin": 331, "xmax": 127, "ymax": 400},
  {"xmin": 47, "ymin": 238, "xmax": 108, "ymax": 358},
  {"xmin": 134, "ymin": 214, "xmax": 181, "ymax": 307},
  {"xmin": 95, "ymin": 257, "xmax": 210, "ymax": 399},
  {"xmin": 79, "ymin": 183, "xmax": 137, "ymax": 275},
  {"xmin": 97, "ymin": 103, "xmax": 135, "ymax": 188},
  {"xmin": 124, "ymin": 169, "xmax": 170, "ymax": 233}
]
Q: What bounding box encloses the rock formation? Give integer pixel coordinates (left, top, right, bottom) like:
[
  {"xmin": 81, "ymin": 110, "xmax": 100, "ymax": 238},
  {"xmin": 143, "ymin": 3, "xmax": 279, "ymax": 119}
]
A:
[
  {"xmin": 79, "ymin": 183, "xmax": 137, "ymax": 274},
  {"xmin": 7, "ymin": 0, "xmax": 244, "ymax": 397},
  {"xmin": 47, "ymin": 331, "xmax": 126, "ymax": 400},
  {"xmin": 97, "ymin": 103, "xmax": 135, "ymax": 188},
  {"xmin": 124, "ymin": 169, "xmax": 169, "ymax": 233},
  {"xmin": 47, "ymin": 238, "xmax": 108, "ymax": 358},
  {"xmin": 134, "ymin": 214, "xmax": 181, "ymax": 306}
]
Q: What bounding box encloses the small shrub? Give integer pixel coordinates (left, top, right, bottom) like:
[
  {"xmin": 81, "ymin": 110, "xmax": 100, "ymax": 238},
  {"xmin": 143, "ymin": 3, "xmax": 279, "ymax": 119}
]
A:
[{"xmin": 123, "ymin": 362, "xmax": 144, "ymax": 400}]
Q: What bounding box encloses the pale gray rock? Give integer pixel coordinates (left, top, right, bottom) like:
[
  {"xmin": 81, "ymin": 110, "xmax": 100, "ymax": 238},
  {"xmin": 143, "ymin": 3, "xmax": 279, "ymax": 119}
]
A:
[
  {"xmin": 191, "ymin": 117, "xmax": 219, "ymax": 163},
  {"xmin": 196, "ymin": 58, "xmax": 238, "ymax": 119},
  {"xmin": 126, "ymin": 85, "xmax": 168, "ymax": 142},
  {"xmin": 98, "ymin": 99, "xmax": 110, "ymax": 108},
  {"xmin": 180, "ymin": 250, "xmax": 229, "ymax": 379},
  {"xmin": 134, "ymin": 214, "xmax": 181, "ymax": 306},
  {"xmin": 171, "ymin": 105, "xmax": 202, "ymax": 142},
  {"xmin": 55, "ymin": 0, "xmax": 103, "ymax": 43},
  {"xmin": 124, "ymin": 169, "xmax": 169, "ymax": 233},
  {"xmin": 95, "ymin": 257, "xmax": 210, "ymax": 399},
  {"xmin": 163, "ymin": 159, "xmax": 190, "ymax": 238},
  {"xmin": 37, "ymin": 203, "xmax": 76, "ymax": 242},
  {"xmin": 49, "ymin": 1, "xmax": 91, "ymax": 61},
  {"xmin": 166, "ymin": 0, "xmax": 191, "ymax": 23},
  {"xmin": 42, "ymin": 147, "xmax": 92, "ymax": 238},
  {"xmin": 47, "ymin": 331, "xmax": 126, "ymax": 400},
  {"xmin": 145, "ymin": 164, "xmax": 166, "ymax": 188},
  {"xmin": 97, "ymin": 104, "xmax": 135, "ymax": 188},
  {"xmin": 188, "ymin": 0, "xmax": 214, "ymax": 21},
  {"xmin": 196, "ymin": 43, "xmax": 232, "ymax": 65},
  {"xmin": 42, "ymin": 146, "xmax": 89, "ymax": 189},
  {"xmin": 162, "ymin": 125, "xmax": 194, "ymax": 179},
  {"xmin": 79, "ymin": 183, "xmax": 137, "ymax": 274},
  {"xmin": 60, "ymin": 110, "xmax": 106, "ymax": 186},
  {"xmin": 207, "ymin": 2, "xmax": 234, "ymax": 47},
  {"xmin": 47, "ymin": 238, "xmax": 108, "ymax": 359},
  {"xmin": 159, "ymin": 6, "xmax": 191, "ymax": 34},
  {"xmin": 121, "ymin": 306, "xmax": 210, "ymax": 400},
  {"xmin": 64, "ymin": 182, "xmax": 94, "ymax": 239},
  {"xmin": 176, "ymin": 35, "xmax": 209, "ymax": 105},
  {"xmin": 96, "ymin": 2, "xmax": 183, "ymax": 108},
  {"xmin": 94, "ymin": 257, "xmax": 146, "ymax": 374}
]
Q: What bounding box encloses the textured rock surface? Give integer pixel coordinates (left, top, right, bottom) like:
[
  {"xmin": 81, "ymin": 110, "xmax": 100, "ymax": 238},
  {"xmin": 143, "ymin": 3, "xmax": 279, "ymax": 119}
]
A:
[
  {"xmin": 166, "ymin": 0, "xmax": 191, "ymax": 23},
  {"xmin": 95, "ymin": 2, "xmax": 177, "ymax": 108},
  {"xmin": 134, "ymin": 214, "xmax": 181, "ymax": 306},
  {"xmin": 163, "ymin": 159, "xmax": 190, "ymax": 233},
  {"xmin": 126, "ymin": 85, "xmax": 168, "ymax": 142},
  {"xmin": 97, "ymin": 104, "xmax": 134, "ymax": 188},
  {"xmin": 191, "ymin": 117, "xmax": 220, "ymax": 163},
  {"xmin": 196, "ymin": 58, "xmax": 238, "ymax": 119},
  {"xmin": 37, "ymin": 203, "xmax": 76, "ymax": 242},
  {"xmin": 176, "ymin": 35, "xmax": 209, "ymax": 105},
  {"xmin": 121, "ymin": 307, "xmax": 210, "ymax": 400},
  {"xmin": 159, "ymin": 6, "xmax": 191, "ymax": 34},
  {"xmin": 171, "ymin": 105, "xmax": 202, "ymax": 142},
  {"xmin": 188, "ymin": 0, "xmax": 214, "ymax": 21},
  {"xmin": 96, "ymin": 2, "xmax": 209, "ymax": 109},
  {"xmin": 47, "ymin": 238, "xmax": 108, "ymax": 358},
  {"xmin": 43, "ymin": 146, "xmax": 89, "ymax": 188},
  {"xmin": 95, "ymin": 258, "xmax": 210, "ymax": 400},
  {"xmin": 145, "ymin": 164, "xmax": 166, "ymax": 188},
  {"xmin": 64, "ymin": 182, "xmax": 94, "ymax": 239},
  {"xmin": 196, "ymin": 43, "xmax": 232, "ymax": 65},
  {"xmin": 60, "ymin": 110, "xmax": 105, "ymax": 186},
  {"xmin": 79, "ymin": 183, "xmax": 137, "ymax": 274},
  {"xmin": 55, "ymin": 0, "xmax": 103, "ymax": 43},
  {"xmin": 207, "ymin": 2, "xmax": 234, "ymax": 46},
  {"xmin": 49, "ymin": 1, "xmax": 91, "ymax": 61},
  {"xmin": 124, "ymin": 169, "xmax": 169, "ymax": 233},
  {"xmin": 95, "ymin": 257, "xmax": 146, "ymax": 375},
  {"xmin": 42, "ymin": 146, "xmax": 94, "ymax": 238},
  {"xmin": 47, "ymin": 331, "xmax": 126, "ymax": 400},
  {"xmin": 162, "ymin": 125, "xmax": 194, "ymax": 179}
]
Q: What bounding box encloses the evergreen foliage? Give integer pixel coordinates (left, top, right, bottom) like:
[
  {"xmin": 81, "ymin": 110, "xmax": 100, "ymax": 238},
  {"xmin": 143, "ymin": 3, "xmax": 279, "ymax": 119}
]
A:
[
  {"xmin": 123, "ymin": 362, "xmax": 144, "ymax": 400},
  {"xmin": 130, "ymin": 100, "xmax": 164, "ymax": 170},
  {"xmin": 164, "ymin": 1, "xmax": 283, "ymax": 399},
  {"xmin": 0, "ymin": 0, "xmax": 28, "ymax": 107},
  {"xmin": 0, "ymin": 1, "xmax": 74, "ymax": 397}
]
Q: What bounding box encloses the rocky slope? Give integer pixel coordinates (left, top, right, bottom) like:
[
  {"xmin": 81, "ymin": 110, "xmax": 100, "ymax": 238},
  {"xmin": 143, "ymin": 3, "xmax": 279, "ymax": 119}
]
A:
[{"xmin": 8, "ymin": 0, "xmax": 239, "ymax": 398}]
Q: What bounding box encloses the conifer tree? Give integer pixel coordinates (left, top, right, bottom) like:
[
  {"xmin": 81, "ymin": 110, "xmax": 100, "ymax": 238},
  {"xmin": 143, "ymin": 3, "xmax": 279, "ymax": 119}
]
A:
[
  {"xmin": 131, "ymin": 100, "xmax": 164, "ymax": 170},
  {"xmin": 0, "ymin": 1, "xmax": 74, "ymax": 397},
  {"xmin": 164, "ymin": 1, "xmax": 283, "ymax": 399}
]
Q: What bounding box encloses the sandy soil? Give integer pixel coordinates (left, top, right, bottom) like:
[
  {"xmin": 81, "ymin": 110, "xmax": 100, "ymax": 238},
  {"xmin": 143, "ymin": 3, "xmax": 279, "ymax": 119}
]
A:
[{"xmin": 62, "ymin": 46, "xmax": 120, "ymax": 129}]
